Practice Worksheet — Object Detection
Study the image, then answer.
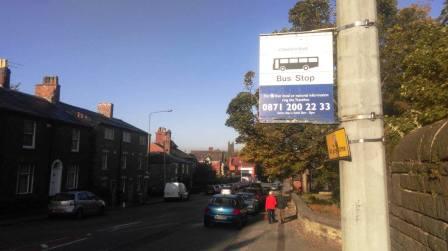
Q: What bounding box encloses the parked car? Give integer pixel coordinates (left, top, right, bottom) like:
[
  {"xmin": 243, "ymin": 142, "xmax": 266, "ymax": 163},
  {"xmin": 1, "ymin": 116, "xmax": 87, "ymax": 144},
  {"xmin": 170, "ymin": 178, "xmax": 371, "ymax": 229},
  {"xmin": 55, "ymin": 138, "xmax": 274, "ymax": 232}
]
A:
[
  {"xmin": 203, "ymin": 194, "xmax": 248, "ymax": 229},
  {"xmin": 236, "ymin": 192, "xmax": 260, "ymax": 214},
  {"xmin": 205, "ymin": 185, "xmax": 215, "ymax": 195},
  {"xmin": 48, "ymin": 191, "xmax": 105, "ymax": 219},
  {"xmin": 241, "ymin": 187, "xmax": 266, "ymax": 206},
  {"xmin": 164, "ymin": 182, "xmax": 189, "ymax": 201}
]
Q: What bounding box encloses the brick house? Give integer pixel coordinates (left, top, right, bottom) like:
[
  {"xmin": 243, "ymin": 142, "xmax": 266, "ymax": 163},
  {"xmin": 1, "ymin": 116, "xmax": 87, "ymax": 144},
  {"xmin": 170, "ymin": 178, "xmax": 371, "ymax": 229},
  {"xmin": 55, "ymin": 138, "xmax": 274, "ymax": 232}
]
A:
[
  {"xmin": 148, "ymin": 128, "xmax": 197, "ymax": 194},
  {"xmin": 190, "ymin": 147, "xmax": 226, "ymax": 175},
  {"xmin": 0, "ymin": 61, "xmax": 92, "ymax": 213},
  {"xmin": 0, "ymin": 59, "xmax": 148, "ymax": 211},
  {"xmin": 60, "ymin": 101, "xmax": 148, "ymax": 206},
  {"xmin": 228, "ymin": 156, "xmax": 256, "ymax": 181}
]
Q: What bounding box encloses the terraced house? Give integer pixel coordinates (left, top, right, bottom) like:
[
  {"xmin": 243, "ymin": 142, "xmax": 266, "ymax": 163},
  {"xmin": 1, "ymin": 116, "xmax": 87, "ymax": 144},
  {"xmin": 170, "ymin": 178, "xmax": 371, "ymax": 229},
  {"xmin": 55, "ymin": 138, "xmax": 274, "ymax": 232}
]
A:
[{"xmin": 0, "ymin": 59, "xmax": 148, "ymax": 213}]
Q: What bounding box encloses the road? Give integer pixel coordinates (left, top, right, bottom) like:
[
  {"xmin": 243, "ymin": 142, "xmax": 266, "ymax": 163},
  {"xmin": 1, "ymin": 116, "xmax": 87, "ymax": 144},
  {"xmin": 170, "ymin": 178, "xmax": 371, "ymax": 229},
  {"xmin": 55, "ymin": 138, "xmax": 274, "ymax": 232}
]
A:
[{"xmin": 0, "ymin": 194, "xmax": 338, "ymax": 251}]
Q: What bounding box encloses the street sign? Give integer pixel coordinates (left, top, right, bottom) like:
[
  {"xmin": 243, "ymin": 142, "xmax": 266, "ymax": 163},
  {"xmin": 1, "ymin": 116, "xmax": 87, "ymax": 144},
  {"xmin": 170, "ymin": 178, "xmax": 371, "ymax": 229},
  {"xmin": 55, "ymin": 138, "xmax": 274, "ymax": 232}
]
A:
[
  {"xmin": 326, "ymin": 128, "xmax": 350, "ymax": 160},
  {"xmin": 259, "ymin": 32, "xmax": 334, "ymax": 124}
]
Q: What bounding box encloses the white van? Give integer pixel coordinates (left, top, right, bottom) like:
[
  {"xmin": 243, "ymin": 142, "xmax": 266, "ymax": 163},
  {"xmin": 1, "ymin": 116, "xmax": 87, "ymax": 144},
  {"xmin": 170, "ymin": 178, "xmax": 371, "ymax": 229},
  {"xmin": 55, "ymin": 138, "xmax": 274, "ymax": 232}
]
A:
[{"xmin": 164, "ymin": 182, "xmax": 189, "ymax": 201}]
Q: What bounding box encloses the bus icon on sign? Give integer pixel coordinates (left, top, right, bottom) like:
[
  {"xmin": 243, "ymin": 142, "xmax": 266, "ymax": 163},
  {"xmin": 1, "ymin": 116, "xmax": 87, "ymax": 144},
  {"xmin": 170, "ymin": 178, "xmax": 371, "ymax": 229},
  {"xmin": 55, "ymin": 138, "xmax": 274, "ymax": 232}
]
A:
[{"xmin": 273, "ymin": 57, "xmax": 319, "ymax": 71}]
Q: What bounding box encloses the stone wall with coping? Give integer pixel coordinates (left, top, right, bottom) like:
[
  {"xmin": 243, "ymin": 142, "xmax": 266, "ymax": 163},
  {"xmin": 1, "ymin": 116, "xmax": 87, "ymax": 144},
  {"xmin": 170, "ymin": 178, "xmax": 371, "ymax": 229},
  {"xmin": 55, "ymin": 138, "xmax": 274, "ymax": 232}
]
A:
[
  {"xmin": 390, "ymin": 119, "xmax": 448, "ymax": 251},
  {"xmin": 291, "ymin": 193, "xmax": 342, "ymax": 243}
]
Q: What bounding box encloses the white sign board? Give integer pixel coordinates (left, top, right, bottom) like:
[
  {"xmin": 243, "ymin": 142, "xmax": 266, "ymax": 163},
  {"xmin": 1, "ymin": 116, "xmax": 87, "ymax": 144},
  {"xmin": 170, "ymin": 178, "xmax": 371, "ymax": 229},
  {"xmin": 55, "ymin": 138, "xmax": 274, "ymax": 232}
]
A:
[{"xmin": 259, "ymin": 32, "xmax": 335, "ymax": 123}]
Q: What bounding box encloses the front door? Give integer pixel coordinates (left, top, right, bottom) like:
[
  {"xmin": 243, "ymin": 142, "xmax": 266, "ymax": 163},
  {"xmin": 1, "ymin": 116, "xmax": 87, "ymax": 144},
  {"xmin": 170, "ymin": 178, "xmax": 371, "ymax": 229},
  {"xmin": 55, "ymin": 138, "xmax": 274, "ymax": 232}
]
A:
[{"xmin": 49, "ymin": 160, "xmax": 63, "ymax": 196}]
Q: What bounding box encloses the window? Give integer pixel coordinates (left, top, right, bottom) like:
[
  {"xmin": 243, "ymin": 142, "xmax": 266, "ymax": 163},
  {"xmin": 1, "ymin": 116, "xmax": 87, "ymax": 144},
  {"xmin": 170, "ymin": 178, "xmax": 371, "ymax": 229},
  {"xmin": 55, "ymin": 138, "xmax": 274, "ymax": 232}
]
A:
[
  {"xmin": 121, "ymin": 176, "xmax": 127, "ymax": 193},
  {"xmin": 309, "ymin": 57, "xmax": 318, "ymax": 63},
  {"xmin": 66, "ymin": 165, "xmax": 79, "ymax": 189},
  {"xmin": 78, "ymin": 192, "xmax": 88, "ymax": 200},
  {"xmin": 138, "ymin": 155, "xmax": 143, "ymax": 169},
  {"xmin": 104, "ymin": 128, "xmax": 114, "ymax": 140},
  {"xmin": 71, "ymin": 129, "xmax": 80, "ymax": 152},
  {"xmin": 136, "ymin": 175, "xmax": 143, "ymax": 192},
  {"xmin": 280, "ymin": 58, "xmax": 288, "ymax": 63},
  {"xmin": 299, "ymin": 58, "xmax": 307, "ymax": 63},
  {"xmin": 139, "ymin": 136, "xmax": 146, "ymax": 145},
  {"xmin": 16, "ymin": 165, "xmax": 35, "ymax": 194},
  {"xmin": 101, "ymin": 150, "xmax": 109, "ymax": 170},
  {"xmin": 23, "ymin": 120, "xmax": 36, "ymax": 149},
  {"xmin": 290, "ymin": 58, "xmax": 298, "ymax": 63},
  {"xmin": 123, "ymin": 131, "xmax": 131, "ymax": 143},
  {"xmin": 121, "ymin": 152, "xmax": 127, "ymax": 169}
]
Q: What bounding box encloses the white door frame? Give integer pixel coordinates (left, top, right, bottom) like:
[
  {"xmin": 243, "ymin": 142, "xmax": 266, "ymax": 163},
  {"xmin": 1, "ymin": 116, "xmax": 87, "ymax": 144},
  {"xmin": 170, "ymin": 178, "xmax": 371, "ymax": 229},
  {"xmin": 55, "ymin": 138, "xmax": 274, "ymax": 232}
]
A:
[{"xmin": 49, "ymin": 160, "xmax": 63, "ymax": 196}]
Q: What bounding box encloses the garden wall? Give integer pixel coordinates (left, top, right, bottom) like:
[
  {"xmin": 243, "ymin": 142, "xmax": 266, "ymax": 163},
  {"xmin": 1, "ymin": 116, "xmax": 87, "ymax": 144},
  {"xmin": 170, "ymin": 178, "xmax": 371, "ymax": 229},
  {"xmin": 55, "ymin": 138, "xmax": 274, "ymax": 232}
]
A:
[{"xmin": 390, "ymin": 119, "xmax": 448, "ymax": 250}]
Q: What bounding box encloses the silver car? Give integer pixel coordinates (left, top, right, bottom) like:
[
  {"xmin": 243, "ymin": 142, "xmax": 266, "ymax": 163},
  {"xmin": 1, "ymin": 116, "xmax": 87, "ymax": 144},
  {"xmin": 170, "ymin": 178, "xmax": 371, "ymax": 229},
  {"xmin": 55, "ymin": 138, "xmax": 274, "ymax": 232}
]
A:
[{"xmin": 48, "ymin": 191, "xmax": 106, "ymax": 219}]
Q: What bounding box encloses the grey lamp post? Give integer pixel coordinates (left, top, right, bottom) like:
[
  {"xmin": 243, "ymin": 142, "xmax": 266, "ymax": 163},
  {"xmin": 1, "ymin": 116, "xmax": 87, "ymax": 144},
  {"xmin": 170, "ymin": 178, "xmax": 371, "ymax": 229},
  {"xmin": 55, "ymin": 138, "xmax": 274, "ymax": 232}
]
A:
[{"xmin": 148, "ymin": 109, "xmax": 173, "ymax": 190}]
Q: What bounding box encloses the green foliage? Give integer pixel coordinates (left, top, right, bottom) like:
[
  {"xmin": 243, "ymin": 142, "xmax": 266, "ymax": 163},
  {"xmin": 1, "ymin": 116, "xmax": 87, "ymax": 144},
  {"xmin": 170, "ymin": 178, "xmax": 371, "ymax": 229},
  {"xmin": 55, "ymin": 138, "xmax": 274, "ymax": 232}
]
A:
[
  {"xmin": 382, "ymin": 5, "xmax": 448, "ymax": 151},
  {"xmin": 288, "ymin": 0, "xmax": 333, "ymax": 31}
]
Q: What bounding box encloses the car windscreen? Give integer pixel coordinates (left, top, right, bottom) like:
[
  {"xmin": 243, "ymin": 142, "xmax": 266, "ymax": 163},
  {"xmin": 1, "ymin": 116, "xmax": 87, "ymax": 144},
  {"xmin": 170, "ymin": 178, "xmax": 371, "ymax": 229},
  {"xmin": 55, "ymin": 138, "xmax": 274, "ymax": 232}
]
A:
[
  {"xmin": 52, "ymin": 193, "xmax": 75, "ymax": 201},
  {"xmin": 210, "ymin": 197, "xmax": 237, "ymax": 207},
  {"xmin": 237, "ymin": 193, "xmax": 254, "ymax": 200}
]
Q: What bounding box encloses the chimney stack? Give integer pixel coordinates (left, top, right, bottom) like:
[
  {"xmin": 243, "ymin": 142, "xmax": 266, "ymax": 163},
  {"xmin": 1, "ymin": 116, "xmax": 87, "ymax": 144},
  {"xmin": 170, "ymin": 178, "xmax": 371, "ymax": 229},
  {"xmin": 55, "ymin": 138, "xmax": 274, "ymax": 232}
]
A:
[
  {"xmin": 35, "ymin": 76, "xmax": 60, "ymax": 103},
  {"xmin": 97, "ymin": 102, "xmax": 114, "ymax": 118},
  {"xmin": 155, "ymin": 127, "xmax": 172, "ymax": 153},
  {"xmin": 0, "ymin": 59, "xmax": 11, "ymax": 89}
]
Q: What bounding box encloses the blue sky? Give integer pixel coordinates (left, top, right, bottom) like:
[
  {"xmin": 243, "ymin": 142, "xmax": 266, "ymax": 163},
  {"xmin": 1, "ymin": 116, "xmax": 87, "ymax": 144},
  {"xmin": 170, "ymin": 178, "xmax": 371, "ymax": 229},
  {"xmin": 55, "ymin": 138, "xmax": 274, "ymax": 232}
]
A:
[{"xmin": 1, "ymin": 0, "xmax": 444, "ymax": 151}]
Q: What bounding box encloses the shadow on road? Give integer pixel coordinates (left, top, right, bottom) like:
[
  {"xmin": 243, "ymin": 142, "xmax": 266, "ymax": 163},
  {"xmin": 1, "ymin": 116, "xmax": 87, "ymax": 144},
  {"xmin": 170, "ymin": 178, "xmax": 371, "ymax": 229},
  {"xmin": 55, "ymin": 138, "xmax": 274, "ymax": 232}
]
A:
[{"xmin": 223, "ymin": 235, "xmax": 263, "ymax": 250}]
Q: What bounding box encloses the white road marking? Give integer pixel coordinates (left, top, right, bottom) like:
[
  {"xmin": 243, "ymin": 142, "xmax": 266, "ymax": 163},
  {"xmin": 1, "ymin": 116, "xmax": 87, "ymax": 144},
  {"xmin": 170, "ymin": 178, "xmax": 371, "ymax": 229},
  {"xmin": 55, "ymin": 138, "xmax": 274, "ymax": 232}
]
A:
[
  {"xmin": 97, "ymin": 221, "xmax": 142, "ymax": 232},
  {"xmin": 45, "ymin": 237, "xmax": 89, "ymax": 250}
]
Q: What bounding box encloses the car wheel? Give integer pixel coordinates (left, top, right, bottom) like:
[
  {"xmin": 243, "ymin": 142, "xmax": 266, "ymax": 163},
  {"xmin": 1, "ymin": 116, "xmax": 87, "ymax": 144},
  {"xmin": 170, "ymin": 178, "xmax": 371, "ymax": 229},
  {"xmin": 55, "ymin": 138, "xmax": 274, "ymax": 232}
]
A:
[
  {"xmin": 98, "ymin": 206, "xmax": 105, "ymax": 216},
  {"xmin": 303, "ymin": 65, "xmax": 309, "ymax": 70},
  {"xmin": 75, "ymin": 208, "xmax": 84, "ymax": 220},
  {"xmin": 235, "ymin": 219, "xmax": 243, "ymax": 230}
]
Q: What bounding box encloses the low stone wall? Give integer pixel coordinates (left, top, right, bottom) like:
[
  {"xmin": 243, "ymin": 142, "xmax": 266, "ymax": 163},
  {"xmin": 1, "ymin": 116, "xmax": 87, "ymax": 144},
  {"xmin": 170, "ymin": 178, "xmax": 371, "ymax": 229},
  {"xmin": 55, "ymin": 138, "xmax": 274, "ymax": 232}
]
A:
[
  {"xmin": 291, "ymin": 193, "xmax": 342, "ymax": 243},
  {"xmin": 390, "ymin": 119, "xmax": 448, "ymax": 250}
]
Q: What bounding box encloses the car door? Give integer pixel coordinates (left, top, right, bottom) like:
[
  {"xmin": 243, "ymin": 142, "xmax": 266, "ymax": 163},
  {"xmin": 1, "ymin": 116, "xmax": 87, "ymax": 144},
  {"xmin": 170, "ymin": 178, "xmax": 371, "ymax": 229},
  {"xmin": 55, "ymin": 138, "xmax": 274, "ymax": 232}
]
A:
[
  {"xmin": 86, "ymin": 192, "xmax": 99, "ymax": 213},
  {"xmin": 77, "ymin": 192, "xmax": 90, "ymax": 214}
]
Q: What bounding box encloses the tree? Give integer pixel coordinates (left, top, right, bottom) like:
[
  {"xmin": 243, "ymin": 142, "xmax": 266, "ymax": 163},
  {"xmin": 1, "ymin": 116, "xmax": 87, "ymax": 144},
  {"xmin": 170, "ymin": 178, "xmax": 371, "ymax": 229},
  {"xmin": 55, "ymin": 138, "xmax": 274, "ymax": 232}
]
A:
[
  {"xmin": 288, "ymin": 0, "xmax": 333, "ymax": 31},
  {"xmin": 440, "ymin": 0, "xmax": 448, "ymax": 25},
  {"xmin": 243, "ymin": 71, "xmax": 255, "ymax": 92},
  {"xmin": 381, "ymin": 5, "xmax": 448, "ymax": 153}
]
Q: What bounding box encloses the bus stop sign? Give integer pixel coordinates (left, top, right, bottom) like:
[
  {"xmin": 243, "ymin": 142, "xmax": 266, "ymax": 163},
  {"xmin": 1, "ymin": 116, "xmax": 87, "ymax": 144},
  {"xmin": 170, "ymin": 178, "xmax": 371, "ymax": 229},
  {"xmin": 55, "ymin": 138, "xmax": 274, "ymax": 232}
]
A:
[{"xmin": 259, "ymin": 32, "xmax": 335, "ymax": 124}]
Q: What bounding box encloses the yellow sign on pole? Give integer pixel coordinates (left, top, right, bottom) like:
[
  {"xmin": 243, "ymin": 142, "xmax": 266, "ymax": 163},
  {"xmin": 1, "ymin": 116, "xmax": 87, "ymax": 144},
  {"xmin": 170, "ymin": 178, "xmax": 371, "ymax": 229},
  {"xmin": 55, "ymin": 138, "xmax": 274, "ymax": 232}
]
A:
[{"xmin": 326, "ymin": 128, "xmax": 350, "ymax": 160}]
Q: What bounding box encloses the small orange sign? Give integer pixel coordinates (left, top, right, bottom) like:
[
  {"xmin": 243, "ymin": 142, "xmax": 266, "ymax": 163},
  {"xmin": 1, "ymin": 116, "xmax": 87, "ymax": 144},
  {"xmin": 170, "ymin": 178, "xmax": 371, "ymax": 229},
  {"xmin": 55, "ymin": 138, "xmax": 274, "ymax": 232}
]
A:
[{"xmin": 326, "ymin": 128, "xmax": 350, "ymax": 160}]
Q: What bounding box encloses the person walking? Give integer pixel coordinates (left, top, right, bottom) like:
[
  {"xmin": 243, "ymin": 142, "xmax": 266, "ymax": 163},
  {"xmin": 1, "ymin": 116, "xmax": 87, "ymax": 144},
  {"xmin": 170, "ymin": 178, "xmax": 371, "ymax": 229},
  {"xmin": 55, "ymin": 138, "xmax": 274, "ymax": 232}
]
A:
[
  {"xmin": 265, "ymin": 191, "xmax": 277, "ymax": 224},
  {"xmin": 277, "ymin": 192, "xmax": 288, "ymax": 224}
]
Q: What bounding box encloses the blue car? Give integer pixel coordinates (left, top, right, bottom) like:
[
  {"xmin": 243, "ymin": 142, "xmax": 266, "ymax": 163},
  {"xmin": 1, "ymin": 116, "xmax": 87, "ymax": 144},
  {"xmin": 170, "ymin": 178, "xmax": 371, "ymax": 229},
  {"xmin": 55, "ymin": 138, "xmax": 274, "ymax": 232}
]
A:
[{"xmin": 203, "ymin": 194, "xmax": 248, "ymax": 229}]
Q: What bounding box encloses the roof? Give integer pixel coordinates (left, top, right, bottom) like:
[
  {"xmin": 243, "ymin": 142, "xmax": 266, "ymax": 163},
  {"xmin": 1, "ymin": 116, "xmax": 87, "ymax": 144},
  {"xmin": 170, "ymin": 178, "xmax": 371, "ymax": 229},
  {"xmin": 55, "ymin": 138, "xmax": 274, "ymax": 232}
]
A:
[
  {"xmin": 0, "ymin": 87, "xmax": 146, "ymax": 134},
  {"xmin": 190, "ymin": 150, "xmax": 226, "ymax": 162},
  {"xmin": 212, "ymin": 194, "xmax": 240, "ymax": 199},
  {"xmin": 57, "ymin": 102, "xmax": 146, "ymax": 134},
  {"xmin": 0, "ymin": 88, "xmax": 86, "ymax": 127}
]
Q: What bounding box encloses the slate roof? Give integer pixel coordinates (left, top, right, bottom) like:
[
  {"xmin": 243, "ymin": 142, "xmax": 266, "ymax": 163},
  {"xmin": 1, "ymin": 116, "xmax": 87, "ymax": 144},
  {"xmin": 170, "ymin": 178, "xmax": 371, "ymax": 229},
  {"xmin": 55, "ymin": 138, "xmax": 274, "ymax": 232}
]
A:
[
  {"xmin": 0, "ymin": 87, "xmax": 147, "ymax": 134},
  {"xmin": 0, "ymin": 88, "xmax": 85, "ymax": 126},
  {"xmin": 190, "ymin": 150, "xmax": 226, "ymax": 162},
  {"xmin": 58, "ymin": 102, "xmax": 146, "ymax": 134}
]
